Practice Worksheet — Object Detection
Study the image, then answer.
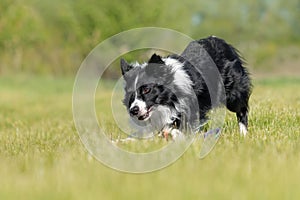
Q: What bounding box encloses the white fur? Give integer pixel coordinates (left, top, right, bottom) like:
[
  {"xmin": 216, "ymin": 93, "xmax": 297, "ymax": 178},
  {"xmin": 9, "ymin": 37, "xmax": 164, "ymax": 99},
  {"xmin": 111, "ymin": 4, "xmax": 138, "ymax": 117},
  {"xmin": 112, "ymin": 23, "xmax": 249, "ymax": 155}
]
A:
[
  {"xmin": 131, "ymin": 62, "xmax": 147, "ymax": 68},
  {"xmin": 170, "ymin": 129, "xmax": 185, "ymax": 140},
  {"xmin": 133, "ymin": 75, "xmax": 139, "ymax": 91},
  {"xmin": 131, "ymin": 61, "xmax": 140, "ymax": 68},
  {"xmin": 239, "ymin": 122, "xmax": 247, "ymax": 136},
  {"xmin": 149, "ymin": 105, "xmax": 178, "ymax": 130},
  {"xmin": 162, "ymin": 57, "xmax": 196, "ymax": 130},
  {"xmin": 162, "ymin": 57, "xmax": 193, "ymax": 95},
  {"xmin": 162, "ymin": 57, "xmax": 182, "ymax": 71},
  {"xmin": 140, "ymin": 63, "xmax": 147, "ymax": 68}
]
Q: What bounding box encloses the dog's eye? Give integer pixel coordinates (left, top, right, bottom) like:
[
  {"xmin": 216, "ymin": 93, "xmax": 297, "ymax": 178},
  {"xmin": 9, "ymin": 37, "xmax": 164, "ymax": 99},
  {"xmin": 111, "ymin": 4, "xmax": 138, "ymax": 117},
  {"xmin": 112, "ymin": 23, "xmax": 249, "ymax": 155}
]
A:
[{"xmin": 142, "ymin": 86, "xmax": 151, "ymax": 94}]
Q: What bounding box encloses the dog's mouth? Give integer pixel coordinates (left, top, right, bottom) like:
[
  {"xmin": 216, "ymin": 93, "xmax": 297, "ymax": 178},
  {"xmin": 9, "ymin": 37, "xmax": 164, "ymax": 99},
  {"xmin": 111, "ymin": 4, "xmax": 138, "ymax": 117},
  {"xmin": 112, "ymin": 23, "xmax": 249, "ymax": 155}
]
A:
[{"xmin": 137, "ymin": 107, "xmax": 153, "ymax": 121}]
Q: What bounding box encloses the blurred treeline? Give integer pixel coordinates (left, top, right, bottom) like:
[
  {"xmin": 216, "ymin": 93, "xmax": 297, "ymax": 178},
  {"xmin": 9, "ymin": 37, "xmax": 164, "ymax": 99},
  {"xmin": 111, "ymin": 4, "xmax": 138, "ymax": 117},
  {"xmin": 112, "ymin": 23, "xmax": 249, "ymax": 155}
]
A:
[{"xmin": 0, "ymin": 0, "xmax": 299, "ymax": 76}]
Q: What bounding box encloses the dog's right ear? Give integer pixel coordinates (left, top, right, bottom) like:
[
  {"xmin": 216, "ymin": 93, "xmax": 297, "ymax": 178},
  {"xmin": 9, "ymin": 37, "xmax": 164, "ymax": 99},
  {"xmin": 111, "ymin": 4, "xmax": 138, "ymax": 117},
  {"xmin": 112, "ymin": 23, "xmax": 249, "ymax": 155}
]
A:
[
  {"xmin": 120, "ymin": 58, "xmax": 133, "ymax": 75},
  {"xmin": 148, "ymin": 53, "xmax": 164, "ymax": 64}
]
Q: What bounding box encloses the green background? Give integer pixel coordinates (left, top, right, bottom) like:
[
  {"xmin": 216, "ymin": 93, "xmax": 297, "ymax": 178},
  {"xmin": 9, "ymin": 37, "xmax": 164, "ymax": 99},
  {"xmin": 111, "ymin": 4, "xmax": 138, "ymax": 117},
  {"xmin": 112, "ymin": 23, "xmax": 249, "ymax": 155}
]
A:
[{"xmin": 1, "ymin": 0, "xmax": 300, "ymax": 76}]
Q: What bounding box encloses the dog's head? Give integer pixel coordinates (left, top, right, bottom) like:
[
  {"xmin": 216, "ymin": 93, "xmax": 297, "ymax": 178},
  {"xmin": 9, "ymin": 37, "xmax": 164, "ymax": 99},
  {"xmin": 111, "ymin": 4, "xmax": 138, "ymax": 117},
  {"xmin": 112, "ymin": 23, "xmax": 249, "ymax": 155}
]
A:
[{"xmin": 120, "ymin": 54, "xmax": 178, "ymax": 123}]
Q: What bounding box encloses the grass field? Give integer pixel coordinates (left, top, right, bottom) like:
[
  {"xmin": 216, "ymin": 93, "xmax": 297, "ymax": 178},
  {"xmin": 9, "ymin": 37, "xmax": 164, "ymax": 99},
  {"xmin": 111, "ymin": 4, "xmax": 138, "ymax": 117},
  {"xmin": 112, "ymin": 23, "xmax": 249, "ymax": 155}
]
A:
[{"xmin": 0, "ymin": 75, "xmax": 300, "ymax": 200}]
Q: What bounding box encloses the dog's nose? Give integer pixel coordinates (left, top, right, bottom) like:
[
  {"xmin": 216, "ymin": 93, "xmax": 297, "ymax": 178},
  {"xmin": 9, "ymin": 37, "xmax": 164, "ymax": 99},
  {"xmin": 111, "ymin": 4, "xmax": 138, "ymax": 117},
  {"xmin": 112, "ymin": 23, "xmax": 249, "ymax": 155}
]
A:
[{"xmin": 130, "ymin": 106, "xmax": 139, "ymax": 115}]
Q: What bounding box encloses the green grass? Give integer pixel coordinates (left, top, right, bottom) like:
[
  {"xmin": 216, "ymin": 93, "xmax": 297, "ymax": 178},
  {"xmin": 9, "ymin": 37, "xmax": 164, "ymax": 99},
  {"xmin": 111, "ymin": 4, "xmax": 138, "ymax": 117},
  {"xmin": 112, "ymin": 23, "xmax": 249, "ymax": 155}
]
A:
[{"xmin": 0, "ymin": 75, "xmax": 300, "ymax": 200}]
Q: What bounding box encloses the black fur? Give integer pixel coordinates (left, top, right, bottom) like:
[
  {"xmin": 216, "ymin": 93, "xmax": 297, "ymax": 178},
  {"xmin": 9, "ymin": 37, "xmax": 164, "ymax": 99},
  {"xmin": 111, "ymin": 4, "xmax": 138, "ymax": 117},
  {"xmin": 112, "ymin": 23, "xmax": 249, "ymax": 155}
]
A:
[
  {"xmin": 180, "ymin": 36, "xmax": 252, "ymax": 128},
  {"xmin": 201, "ymin": 37, "xmax": 251, "ymax": 128}
]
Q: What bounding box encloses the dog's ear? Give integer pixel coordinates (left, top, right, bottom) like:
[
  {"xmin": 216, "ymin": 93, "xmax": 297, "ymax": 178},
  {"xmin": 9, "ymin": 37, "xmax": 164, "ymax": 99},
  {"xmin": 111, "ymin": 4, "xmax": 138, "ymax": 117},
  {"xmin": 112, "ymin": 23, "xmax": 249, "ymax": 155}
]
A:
[
  {"xmin": 120, "ymin": 58, "xmax": 133, "ymax": 75},
  {"xmin": 146, "ymin": 54, "xmax": 172, "ymax": 79},
  {"xmin": 148, "ymin": 54, "xmax": 164, "ymax": 64}
]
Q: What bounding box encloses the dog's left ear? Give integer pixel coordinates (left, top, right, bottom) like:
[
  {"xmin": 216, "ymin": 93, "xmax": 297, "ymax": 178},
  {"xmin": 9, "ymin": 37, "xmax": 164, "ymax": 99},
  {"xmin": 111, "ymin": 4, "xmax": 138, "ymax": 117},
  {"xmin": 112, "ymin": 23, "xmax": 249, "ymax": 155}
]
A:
[
  {"xmin": 148, "ymin": 54, "xmax": 164, "ymax": 64},
  {"xmin": 120, "ymin": 58, "xmax": 133, "ymax": 75}
]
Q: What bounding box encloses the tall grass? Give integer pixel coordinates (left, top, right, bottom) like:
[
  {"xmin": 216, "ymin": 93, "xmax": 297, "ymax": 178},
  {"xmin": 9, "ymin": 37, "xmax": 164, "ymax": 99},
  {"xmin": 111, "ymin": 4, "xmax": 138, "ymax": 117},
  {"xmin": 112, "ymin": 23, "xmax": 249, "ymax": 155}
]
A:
[{"xmin": 0, "ymin": 76, "xmax": 299, "ymax": 199}]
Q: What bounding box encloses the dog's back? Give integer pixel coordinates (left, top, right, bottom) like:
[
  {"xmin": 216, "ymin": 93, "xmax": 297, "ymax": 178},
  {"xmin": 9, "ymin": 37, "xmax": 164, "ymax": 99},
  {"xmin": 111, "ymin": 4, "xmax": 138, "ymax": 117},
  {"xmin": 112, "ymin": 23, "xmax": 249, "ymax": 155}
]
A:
[{"xmin": 181, "ymin": 36, "xmax": 252, "ymax": 135}]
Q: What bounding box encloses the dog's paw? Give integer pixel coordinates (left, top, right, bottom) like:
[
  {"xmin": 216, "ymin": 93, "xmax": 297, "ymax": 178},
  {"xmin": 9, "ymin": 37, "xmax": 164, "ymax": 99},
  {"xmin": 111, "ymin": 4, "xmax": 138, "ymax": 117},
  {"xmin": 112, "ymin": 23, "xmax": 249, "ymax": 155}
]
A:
[
  {"xmin": 159, "ymin": 127, "xmax": 185, "ymax": 141},
  {"xmin": 239, "ymin": 122, "xmax": 247, "ymax": 136},
  {"xmin": 170, "ymin": 129, "xmax": 185, "ymax": 140},
  {"xmin": 158, "ymin": 127, "xmax": 172, "ymax": 141}
]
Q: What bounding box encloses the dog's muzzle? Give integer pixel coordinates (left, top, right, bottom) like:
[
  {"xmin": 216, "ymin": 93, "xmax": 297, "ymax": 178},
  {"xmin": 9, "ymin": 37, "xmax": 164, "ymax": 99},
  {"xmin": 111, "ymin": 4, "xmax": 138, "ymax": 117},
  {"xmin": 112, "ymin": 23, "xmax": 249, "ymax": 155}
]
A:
[{"xmin": 130, "ymin": 106, "xmax": 152, "ymax": 121}]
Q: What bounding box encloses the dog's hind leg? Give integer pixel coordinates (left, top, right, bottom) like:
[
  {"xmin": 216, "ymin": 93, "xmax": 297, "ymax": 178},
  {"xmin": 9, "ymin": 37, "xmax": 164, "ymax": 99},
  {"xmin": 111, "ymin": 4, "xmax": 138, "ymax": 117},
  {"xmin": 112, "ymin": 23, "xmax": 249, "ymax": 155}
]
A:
[{"xmin": 236, "ymin": 106, "xmax": 248, "ymax": 136}]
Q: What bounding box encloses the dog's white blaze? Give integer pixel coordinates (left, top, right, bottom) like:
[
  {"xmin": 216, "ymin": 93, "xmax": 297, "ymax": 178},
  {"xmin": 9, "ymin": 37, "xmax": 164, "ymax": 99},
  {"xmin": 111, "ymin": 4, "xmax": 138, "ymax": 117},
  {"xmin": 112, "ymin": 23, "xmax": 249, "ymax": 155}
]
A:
[
  {"xmin": 239, "ymin": 122, "xmax": 247, "ymax": 136},
  {"xmin": 130, "ymin": 74, "xmax": 148, "ymax": 115},
  {"xmin": 162, "ymin": 57, "xmax": 193, "ymax": 95},
  {"xmin": 133, "ymin": 75, "xmax": 139, "ymax": 91}
]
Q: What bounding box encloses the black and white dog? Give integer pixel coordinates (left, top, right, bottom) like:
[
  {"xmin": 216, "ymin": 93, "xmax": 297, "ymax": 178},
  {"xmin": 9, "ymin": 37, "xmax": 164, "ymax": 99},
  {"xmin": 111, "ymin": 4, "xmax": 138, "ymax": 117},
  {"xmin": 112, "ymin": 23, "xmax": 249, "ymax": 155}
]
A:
[{"xmin": 121, "ymin": 36, "xmax": 252, "ymax": 139}]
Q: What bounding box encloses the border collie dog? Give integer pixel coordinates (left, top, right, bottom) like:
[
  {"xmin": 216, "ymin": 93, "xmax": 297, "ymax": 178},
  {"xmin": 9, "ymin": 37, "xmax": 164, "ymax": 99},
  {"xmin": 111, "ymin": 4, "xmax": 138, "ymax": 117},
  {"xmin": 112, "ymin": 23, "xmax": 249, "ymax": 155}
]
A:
[{"xmin": 121, "ymin": 36, "xmax": 252, "ymax": 139}]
